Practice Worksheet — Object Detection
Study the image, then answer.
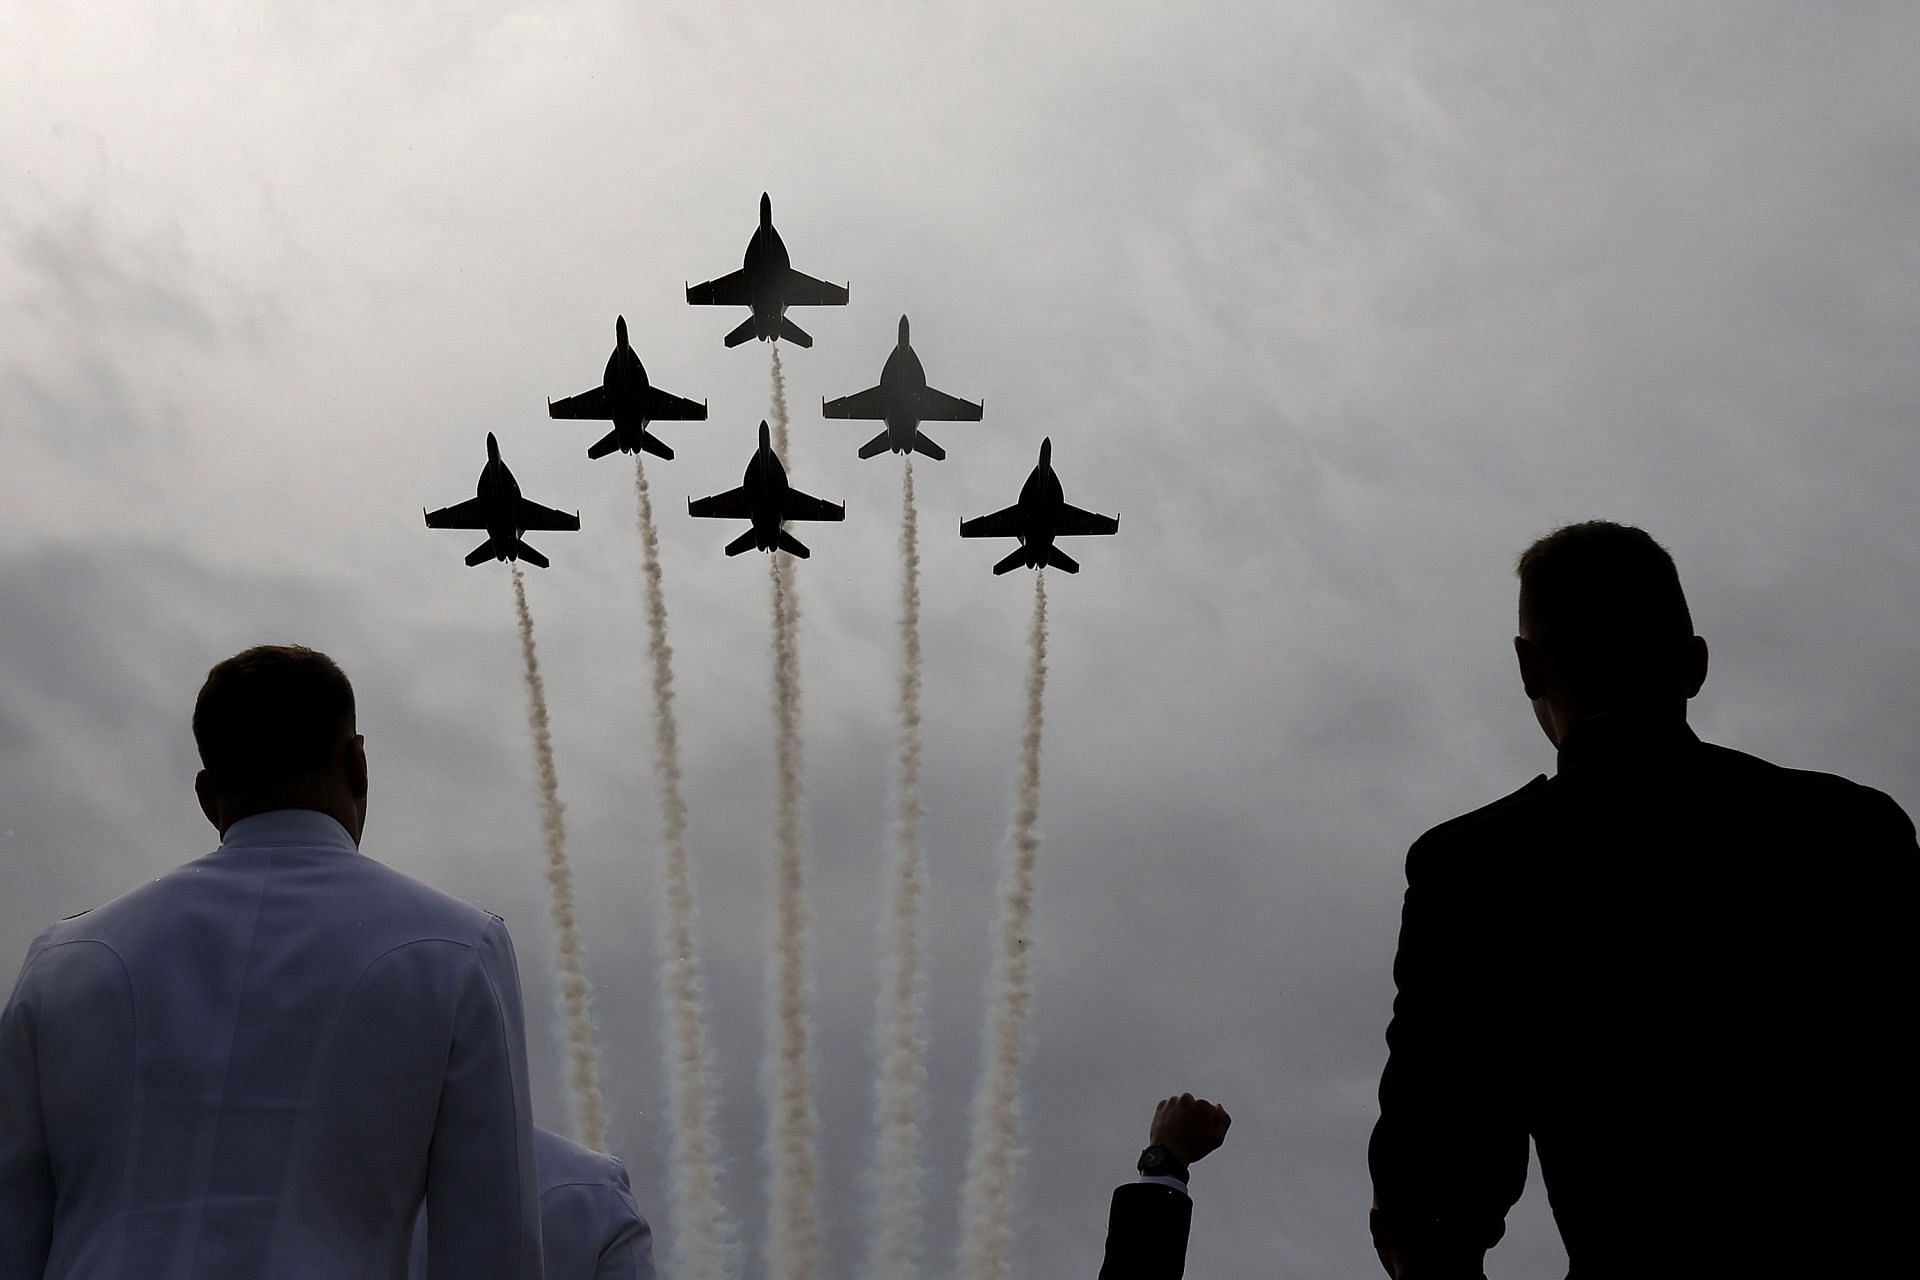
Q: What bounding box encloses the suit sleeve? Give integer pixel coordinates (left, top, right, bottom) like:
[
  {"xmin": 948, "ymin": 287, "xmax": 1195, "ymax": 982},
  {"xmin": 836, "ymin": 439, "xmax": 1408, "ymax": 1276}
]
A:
[
  {"xmin": 0, "ymin": 939, "xmax": 54, "ymax": 1279},
  {"xmin": 1368, "ymin": 835, "xmax": 1527, "ymax": 1276},
  {"xmin": 1097, "ymin": 1181, "xmax": 1193, "ymax": 1280},
  {"xmin": 425, "ymin": 918, "xmax": 543, "ymax": 1280}
]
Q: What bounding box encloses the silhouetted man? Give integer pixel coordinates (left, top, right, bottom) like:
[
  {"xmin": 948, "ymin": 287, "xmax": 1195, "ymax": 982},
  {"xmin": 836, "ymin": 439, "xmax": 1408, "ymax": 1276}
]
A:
[
  {"xmin": 411, "ymin": 1126, "xmax": 655, "ymax": 1280},
  {"xmin": 1097, "ymin": 1093, "xmax": 1231, "ymax": 1280},
  {"xmin": 1369, "ymin": 522, "xmax": 1915, "ymax": 1278},
  {"xmin": 0, "ymin": 645, "xmax": 543, "ymax": 1279}
]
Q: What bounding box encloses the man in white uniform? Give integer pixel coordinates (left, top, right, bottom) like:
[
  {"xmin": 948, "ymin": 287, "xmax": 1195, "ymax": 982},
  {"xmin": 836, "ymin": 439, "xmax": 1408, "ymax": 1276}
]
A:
[
  {"xmin": 411, "ymin": 1126, "xmax": 655, "ymax": 1280},
  {"xmin": 0, "ymin": 644, "xmax": 543, "ymax": 1279}
]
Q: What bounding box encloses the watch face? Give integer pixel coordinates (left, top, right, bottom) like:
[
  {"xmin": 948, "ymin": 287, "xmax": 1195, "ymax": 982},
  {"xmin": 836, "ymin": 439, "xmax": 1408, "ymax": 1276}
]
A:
[{"xmin": 1139, "ymin": 1147, "xmax": 1165, "ymax": 1173}]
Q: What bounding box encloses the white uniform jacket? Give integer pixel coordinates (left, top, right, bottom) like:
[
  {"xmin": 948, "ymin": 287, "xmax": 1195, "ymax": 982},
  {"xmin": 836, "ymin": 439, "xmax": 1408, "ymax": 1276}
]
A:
[
  {"xmin": 0, "ymin": 809, "xmax": 543, "ymax": 1280},
  {"xmin": 413, "ymin": 1127, "xmax": 655, "ymax": 1280}
]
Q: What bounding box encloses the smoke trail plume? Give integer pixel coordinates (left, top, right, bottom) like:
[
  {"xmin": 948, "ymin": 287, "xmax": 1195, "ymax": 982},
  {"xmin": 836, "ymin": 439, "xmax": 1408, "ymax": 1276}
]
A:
[
  {"xmin": 765, "ymin": 343, "xmax": 820, "ymax": 1280},
  {"xmin": 866, "ymin": 461, "xmax": 929, "ymax": 1280},
  {"xmin": 957, "ymin": 570, "xmax": 1050, "ymax": 1280},
  {"xmin": 510, "ymin": 566, "xmax": 607, "ymax": 1154},
  {"xmin": 631, "ymin": 456, "xmax": 733, "ymax": 1280}
]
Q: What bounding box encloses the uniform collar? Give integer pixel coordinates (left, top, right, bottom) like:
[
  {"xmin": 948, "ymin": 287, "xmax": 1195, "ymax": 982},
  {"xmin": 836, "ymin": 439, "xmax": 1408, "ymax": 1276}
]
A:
[
  {"xmin": 219, "ymin": 808, "xmax": 359, "ymax": 853},
  {"xmin": 1555, "ymin": 709, "xmax": 1699, "ymax": 778}
]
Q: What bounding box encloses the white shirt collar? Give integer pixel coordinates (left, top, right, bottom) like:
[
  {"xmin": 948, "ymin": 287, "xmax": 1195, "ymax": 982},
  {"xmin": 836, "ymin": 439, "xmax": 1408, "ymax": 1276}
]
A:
[{"xmin": 219, "ymin": 809, "xmax": 358, "ymax": 853}]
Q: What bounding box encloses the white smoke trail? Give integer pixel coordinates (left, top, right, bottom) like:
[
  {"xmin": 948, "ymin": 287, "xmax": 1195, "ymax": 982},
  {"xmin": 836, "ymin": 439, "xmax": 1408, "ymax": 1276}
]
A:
[
  {"xmin": 866, "ymin": 461, "xmax": 929, "ymax": 1280},
  {"xmin": 957, "ymin": 570, "xmax": 1050, "ymax": 1280},
  {"xmin": 762, "ymin": 342, "xmax": 820, "ymax": 1280},
  {"xmin": 510, "ymin": 566, "xmax": 607, "ymax": 1154},
  {"xmin": 631, "ymin": 457, "xmax": 734, "ymax": 1280}
]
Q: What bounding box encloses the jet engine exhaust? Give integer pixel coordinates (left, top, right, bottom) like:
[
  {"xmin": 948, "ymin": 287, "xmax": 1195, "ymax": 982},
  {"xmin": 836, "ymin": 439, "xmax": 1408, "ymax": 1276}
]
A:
[
  {"xmin": 765, "ymin": 344, "xmax": 821, "ymax": 1280},
  {"xmin": 632, "ymin": 456, "xmax": 734, "ymax": 1280},
  {"xmin": 867, "ymin": 460, "xmax": 929, "ymax": 1280},
  {"xmin": 510, "ymin": 566, "xmax": 607, "ymax": 1154},
  {"xmin": 958, "ymin": 569, "xmax": 1049, "ymax": 1280}
]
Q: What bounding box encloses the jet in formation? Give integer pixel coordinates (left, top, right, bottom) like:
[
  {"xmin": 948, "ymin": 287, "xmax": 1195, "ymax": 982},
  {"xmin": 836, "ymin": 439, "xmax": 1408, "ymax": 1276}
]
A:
[
  {"xmin": 688, "ymin": 420, "xmax": 845, "ymax": 558},
  {"xmin": 685, "ymin": 193, "xmax": 849, "ymax": 348},
  {"xmin": 424, "ymin": 433, "xmax": 580, "ymax": 568},
  {"xmin": 960, "ymin": 437, "xmax": 1118, "ymax": 574},
  {"xmin": 822, "ymin": 314, "xmax": 982, "ymax": 461},
  {"xmin": 547, "ymin": 315, "xmax": 707, "ymax": 461}
]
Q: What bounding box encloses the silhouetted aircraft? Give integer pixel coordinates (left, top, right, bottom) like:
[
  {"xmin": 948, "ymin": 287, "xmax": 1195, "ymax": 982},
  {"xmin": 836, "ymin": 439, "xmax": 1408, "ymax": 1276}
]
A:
[
  {"xmin": 960, "ymin": 437, "xmax": 1118, "ymax": 574},
  {"xmin": 688, "ymin": 421, "xmax": 845, "ymax": 558},
  {"xmin": 685, "ymin": 193, "xmax": 849, "ymax": 348},
  {"xmin": 822, "ymin": 314, "xmax": 982, "ymax": 461},
  {"xmin": 547, "ymin": 315, "xmax": 707, "ymax": 461},
  {"xmin": 424, "ymin": 433, "xmax": 580, "ymax": 568}
]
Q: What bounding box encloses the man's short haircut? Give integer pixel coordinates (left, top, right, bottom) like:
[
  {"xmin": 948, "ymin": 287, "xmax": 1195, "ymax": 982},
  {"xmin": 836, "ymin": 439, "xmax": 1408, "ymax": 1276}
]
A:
[
  {"xmin": 1517, "ymin": 521, "xmax": 1694, "ymax": 694},
  {"xmin": 193, "ymin": 645, "xmax": 356, "ymax": 792}
]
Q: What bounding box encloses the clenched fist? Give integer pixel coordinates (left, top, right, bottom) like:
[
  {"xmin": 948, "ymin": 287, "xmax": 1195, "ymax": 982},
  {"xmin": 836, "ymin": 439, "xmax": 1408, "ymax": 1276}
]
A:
[{"xmin": 1149, "ymin": 1093, "xmax": 1231, "ymax": 1166}]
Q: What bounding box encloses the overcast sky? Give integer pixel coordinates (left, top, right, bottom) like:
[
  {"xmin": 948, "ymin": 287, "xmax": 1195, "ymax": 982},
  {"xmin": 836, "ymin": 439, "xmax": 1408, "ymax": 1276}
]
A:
[{"xmin": 4, "ymin": 2, "xmax": 1918, "ymax": 1275}]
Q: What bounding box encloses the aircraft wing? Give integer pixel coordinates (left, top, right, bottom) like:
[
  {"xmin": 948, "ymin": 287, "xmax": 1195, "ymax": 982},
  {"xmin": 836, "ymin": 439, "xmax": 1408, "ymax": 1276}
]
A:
[
  {"xmin": 686, "ymin": 269, "xmax": 751, "ymax": 306},
  {"xmin": 688, "ymin": 486, "xmax": 753, "ymax": 521},
  {"xmin": 821, "ymin": 385, "xmax": 887, "ymax": 420},
  {"xmin": 960, "ymin": 503, "xmax": 1023, "ymax": 540},
  {"xmin": 516, "ymin": 498, "xmax": 581, "ymax": 532},
  {"xmin": 782, "ymin": 267, "xmax": 849, "ymax": 307},
  {"xmin": 917, "ymin": 385, "xmax": 984, "ymax": 421},
  {"xmin": 548, "ymin": 386, "xmax": 610, "ymax": 420},
  {"xmin": 1056, "ymin": 503, "xmax": 1119, "ymax": 537},
  {"xmin": 424, "ymin": 497, "xmax": 489, "ymax": 529},
  {"xmin": 782, "ymin": 487, "xmax": 846, "ymax": 523},
  {"xmin": 646, "ymin": 386, "xmax": 708, "ymax": 421}
]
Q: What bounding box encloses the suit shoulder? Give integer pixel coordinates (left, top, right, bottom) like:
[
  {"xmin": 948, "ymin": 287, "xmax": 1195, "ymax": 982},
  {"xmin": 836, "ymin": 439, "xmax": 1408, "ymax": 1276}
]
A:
[
  {"xmin": 354, "ymin": 855, "xmax": 509, "ymax": 946},
  {"xmin": 1701, "ymin": 743, "xmax": 1916, "ymax": 837},
  {"xmin": 535, "ymin": 1126, "xmax": 629, "ymax": 1193},
  {"xmin": 1409, "ymin": 775, "xmax": 1552, "ymax": 864}
]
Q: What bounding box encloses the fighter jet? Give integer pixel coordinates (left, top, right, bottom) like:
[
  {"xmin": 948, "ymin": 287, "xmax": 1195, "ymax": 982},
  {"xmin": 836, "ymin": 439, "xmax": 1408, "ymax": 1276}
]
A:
[
  {"xmin": 685, "ymin": 193, "xmax": 848, "ymax": 348},
  {"xmin": 822, "ymin": 315, "xmax": 982, "ymax": 461},
  {"xmin": 688, "ymin": 421, "xmax": 845, "ymax": 558},
  {"xmin": 547, "ymin": 315, "xmax": 707, "ymax": 461},
  {"xmin": 424, "ymin": 433, "xmax": 580, "ymax": 568},
  {"xmin": 959, "ymin": 437, "xmax": 1118, "ymax": 574}
]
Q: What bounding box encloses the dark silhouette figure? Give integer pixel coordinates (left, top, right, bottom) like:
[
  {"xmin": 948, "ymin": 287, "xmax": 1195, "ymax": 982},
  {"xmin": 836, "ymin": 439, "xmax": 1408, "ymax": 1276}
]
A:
[
  {"xmin": 686, "ymin": 419, "xmax": 844, "ymax": 558},
  {"xmin": 1097, "ymin": 1093, "xmax": 1231, "ymax": 1280},
  {"xmin": 547, "ymin": 314, "xmax": 708, "ymax": 462},
  {"xmin": 821, "ymin": 314, "xmax": 983, "ymax": 461},
  {"xmin": 959, "ymin": 437, "xmax": 1118, "ymax": 574},
  {"xmin": 423, "ymin": 431, "xmax": 580, "ymax": 567},
  {"xmin": 1369, "ymin": 522, "xmax": 1916, "ymax": 1278}
]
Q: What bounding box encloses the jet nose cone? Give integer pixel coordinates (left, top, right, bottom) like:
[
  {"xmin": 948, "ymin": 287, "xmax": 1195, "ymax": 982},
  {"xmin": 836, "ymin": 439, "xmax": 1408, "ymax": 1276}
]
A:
[
  {"xmin": 760, "ymin": 192, "xmax": 772, "ymax": 225},
  {"xmin": 1039, "ymin": 436, "xmax": 1052, "ymax": 465},
  {"xmin": 487, "ymin": 432, "xmax": 500, "ymax": 461},
  {"xmin": 898, "ymin": 314, "xmax": 910, "ymax": 345},
  {"xmin": 759, "ymin": 420, "xmax": 771, "ymax": 449},
  {"xmin": 616, "ymin": 315, "xmax": 628, "ymax": 345}
]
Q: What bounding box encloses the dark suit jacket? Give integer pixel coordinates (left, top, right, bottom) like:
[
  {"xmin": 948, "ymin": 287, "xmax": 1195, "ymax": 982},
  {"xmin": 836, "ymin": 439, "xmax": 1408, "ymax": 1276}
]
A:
[
  {"xmin": 1369, "ymin": 714, "xmax": 1915, "ymax": 1277},
  {"xmin": 1098, "ymin": 1181, "xmax": 1193, "ymax": 1280}
]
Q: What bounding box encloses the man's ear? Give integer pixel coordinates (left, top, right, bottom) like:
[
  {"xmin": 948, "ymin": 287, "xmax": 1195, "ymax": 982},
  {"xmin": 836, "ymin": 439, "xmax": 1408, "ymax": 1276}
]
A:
[
  {"xmin": 195, "ymin": 769, "xmax": 223, "ymax": 833},
  {"xmin": 1515, "ymin": 635, "xmax": 1547, "ymax": 701},
  {"xmin": 345, "ymin": 735, "xmax": 369, "ymax": 801},
  {"xmin": 1681, "ymin": 634, "xmax": 1709, "ymax": 699}
]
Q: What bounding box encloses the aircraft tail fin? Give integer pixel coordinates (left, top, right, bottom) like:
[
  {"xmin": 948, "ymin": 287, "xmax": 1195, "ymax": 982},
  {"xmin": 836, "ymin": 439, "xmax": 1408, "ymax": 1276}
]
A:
[
  {"xmin": 1045, "ymin": 546, "xmax": 1079, "ymax": 573},
  {"xmin": 516, "ymin": 540, "xmax": 550, "ymax": 569},
  {"xmin": 465, "ymin": 540, "xmax": 497, "ymax": 567},
  {"xmin": 912, "ymin": 431, "xmax": 946, "ymax": 461},
  {"xmin": 723, "ymin": 316, "xmax": 758, "ymax": 348},
  {"xmin": 587, "ymin": 429, "xmax": 622, "ymax": 460},
  {"xmin": 778, "ymin": 316, "xmax": 813, "ymax": 348},
  {"xmin": 858, "ymin": 428, "xmax": 892, "ymax": 459},
  {"xmin": 724, "ymin": 530, "xmax": 758, "ymax": 557},
  {"xmin": 638, "ymin": 429, "xmax": 674, "ymax": 461},
  {"xmin": 775, "ymin": 529, "xmax": 812, "ymax": 559},
  {"xmin": 993, "ymin": 546, "xmax": 1028, "ymax": 575}
]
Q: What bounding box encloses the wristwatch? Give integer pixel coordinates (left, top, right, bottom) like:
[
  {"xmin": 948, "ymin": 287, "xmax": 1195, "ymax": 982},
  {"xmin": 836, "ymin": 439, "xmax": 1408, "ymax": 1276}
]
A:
[{"xmin": 1136, "ymin": 1143, "xmax": 1190, "ymax": 1184}]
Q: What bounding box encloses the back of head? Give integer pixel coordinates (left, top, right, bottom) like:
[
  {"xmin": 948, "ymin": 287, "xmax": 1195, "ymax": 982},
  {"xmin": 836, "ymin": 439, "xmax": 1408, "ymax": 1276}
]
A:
[
  {"xmin": 193, "ymin": 645, "xmax": 357, "ymax": 814},
  {"xmin": 1516, "ymin": 521, "xmax": 1696, "ymax": 704}
]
